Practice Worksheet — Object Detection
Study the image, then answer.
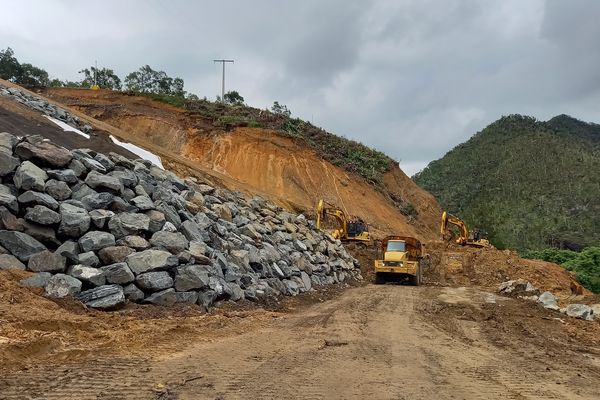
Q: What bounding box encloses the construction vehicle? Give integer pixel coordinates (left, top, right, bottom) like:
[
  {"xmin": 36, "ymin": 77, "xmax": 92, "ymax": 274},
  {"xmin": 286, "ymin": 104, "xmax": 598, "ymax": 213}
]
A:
[
  {"xmin": 440, "ymin": 211, "xmax": 490, "ymax": 248},
  {"xmin": 374, "ymin": 235, "xmax": 424, "ymax": 285},
  {"xmin": 315, "ymin": 199, "xmax": 370, "ymax": 243}
]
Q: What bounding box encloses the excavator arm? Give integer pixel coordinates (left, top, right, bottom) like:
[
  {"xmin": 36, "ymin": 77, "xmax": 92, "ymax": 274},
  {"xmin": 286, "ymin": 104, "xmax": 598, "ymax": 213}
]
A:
[
  {"xmin": 440, "ymin": 211, "xmax": 469, "ymax": 245},
  {"xmin": 316, "ymin": 199, "xmax": 347, "ymax": 239},
  {"xmin": 315, "ymin": 199, "xmax": 370, "ymax": 242},
  {"xmin": 440, "ymin": 211, "xmax": 490, "ymax": 248}
]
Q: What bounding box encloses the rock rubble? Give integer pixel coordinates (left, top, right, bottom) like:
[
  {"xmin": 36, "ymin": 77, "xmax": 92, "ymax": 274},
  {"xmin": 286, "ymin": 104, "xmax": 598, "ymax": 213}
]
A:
[{"xmin": 0, "ymin": 132, "xmax": 360, "ymax": 310}]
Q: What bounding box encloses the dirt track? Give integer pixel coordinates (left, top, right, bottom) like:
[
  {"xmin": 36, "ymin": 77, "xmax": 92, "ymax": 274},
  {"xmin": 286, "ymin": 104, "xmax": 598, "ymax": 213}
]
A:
[{"xmin": 2, "ymin": 284, "xmax": 599, "ymax": 400}]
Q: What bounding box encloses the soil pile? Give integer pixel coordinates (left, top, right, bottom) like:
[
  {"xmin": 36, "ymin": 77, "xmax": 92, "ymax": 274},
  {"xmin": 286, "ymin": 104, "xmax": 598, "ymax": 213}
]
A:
[{"xmin": 425, "ymin": 241, "xmax": 596, "ymax": 300}]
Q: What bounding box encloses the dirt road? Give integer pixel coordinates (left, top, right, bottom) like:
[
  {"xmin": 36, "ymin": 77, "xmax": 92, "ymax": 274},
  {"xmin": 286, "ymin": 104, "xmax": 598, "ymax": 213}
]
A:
[{"xmin": 1, "ymin": 285, "xmax": 599, "ymax": 400}]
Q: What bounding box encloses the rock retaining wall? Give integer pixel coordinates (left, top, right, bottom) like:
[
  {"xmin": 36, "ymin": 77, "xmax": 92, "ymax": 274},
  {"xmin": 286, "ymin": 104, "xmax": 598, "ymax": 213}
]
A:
[{"xmin": 0, "ymin": 132, "xmax": 360, "ymax": 309}]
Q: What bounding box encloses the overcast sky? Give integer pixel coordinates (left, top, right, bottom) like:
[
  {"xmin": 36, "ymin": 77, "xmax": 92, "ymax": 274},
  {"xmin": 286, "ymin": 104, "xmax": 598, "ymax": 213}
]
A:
[{"xmin": 2, "ymin": 0, "xmax": 600, "ymax": 175}]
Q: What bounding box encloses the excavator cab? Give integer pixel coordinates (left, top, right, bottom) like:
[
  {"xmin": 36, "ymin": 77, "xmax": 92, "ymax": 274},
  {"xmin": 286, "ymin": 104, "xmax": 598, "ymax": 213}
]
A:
[{"xmin": 347, "ymin": 218, "xmax": 368, "ymax": 238}]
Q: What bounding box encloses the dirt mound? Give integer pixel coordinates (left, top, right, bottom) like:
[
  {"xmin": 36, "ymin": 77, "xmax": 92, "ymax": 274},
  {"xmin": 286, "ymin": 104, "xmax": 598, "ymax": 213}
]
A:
[
  {"xmin": 425, "ymin": 241, "xmax": 596, "ymax": 300},
  {"xmin": 42, "ymin": 87, "xmax": 441, "ymax": 241}
]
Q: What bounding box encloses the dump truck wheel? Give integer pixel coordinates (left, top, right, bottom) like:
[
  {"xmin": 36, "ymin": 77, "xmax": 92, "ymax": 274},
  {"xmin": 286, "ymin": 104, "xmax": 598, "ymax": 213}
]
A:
[
  {"xmin": 374, "ymin": 273, "xmax": 385, "ymax": 285},
  {"xmin": 411, "ymin": 268, "xmax": 422, "ymax": 286}
]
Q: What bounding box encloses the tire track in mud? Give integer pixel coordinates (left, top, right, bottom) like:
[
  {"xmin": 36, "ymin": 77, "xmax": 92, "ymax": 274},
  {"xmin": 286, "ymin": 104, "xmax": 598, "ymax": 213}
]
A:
[{"xmin": 2, "ymin": 286, "xmax": 599, "ymax": 399}]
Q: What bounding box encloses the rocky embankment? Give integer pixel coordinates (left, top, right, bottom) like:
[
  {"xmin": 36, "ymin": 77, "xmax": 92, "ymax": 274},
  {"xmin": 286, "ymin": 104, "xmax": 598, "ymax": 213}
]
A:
[
  {"xmin": 0, "ymin": 83, "xmax": 92, "ymax": 134},
  {"xmin": 0, "ymin": 132, "xmax": 360, "ymax": 310}
]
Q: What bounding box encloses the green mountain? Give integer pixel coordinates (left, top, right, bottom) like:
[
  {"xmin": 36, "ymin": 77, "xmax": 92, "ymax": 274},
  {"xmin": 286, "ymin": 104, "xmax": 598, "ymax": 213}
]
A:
[{"xmin": 413, "ymin": 114, "xmax": 600, "ymax": 251}]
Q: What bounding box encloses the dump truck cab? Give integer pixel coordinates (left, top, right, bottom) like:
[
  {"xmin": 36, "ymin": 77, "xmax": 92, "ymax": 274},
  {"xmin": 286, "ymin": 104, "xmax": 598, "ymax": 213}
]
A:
[{"xmin": 374, "ymin": 235, "xmax": 423, "ymax": 285}]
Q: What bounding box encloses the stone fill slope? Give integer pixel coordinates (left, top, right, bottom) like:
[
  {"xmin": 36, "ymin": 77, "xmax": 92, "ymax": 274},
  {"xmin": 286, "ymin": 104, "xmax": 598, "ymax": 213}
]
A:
[{"xmin": 0, "ymin": 132, "xmax": 360, "ymax": 310}]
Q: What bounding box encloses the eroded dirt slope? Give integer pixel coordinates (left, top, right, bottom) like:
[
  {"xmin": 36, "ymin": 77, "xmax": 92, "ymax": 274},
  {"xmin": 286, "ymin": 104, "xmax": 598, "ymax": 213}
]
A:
[{"xmin": 42, "ymin": 88, "xmax": 441, "ymax": 240}]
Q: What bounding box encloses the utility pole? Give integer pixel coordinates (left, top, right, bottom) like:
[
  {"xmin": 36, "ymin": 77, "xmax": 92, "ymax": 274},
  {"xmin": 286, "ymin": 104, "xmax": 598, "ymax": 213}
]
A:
[{"xmin": 213, "ymin": 59, "xmax": 234, "ymax": 102}]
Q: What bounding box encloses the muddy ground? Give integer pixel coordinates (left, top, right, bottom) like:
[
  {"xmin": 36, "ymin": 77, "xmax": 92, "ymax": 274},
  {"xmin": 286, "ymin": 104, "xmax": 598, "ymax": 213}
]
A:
[{"xmin": 1, "ymin": 282, "xmax": 599, "ymax": 400}]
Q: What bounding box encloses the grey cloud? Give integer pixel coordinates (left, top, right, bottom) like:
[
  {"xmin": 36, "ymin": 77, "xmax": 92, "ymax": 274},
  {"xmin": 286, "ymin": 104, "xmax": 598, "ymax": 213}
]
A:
[{"xmin": 1, "ymin": 0, "xmax": 600, "ymax": 176}]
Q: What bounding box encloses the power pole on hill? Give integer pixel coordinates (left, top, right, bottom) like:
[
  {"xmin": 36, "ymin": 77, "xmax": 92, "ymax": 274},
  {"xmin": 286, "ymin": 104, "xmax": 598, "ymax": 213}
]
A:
[{"xmin": 213, "ymin": 59, "xmax": 234, "ymax": 102}]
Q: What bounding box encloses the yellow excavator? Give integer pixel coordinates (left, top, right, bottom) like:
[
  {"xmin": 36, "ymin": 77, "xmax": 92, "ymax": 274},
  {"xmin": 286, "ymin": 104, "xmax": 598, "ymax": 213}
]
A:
[
  {"xmin": 315, "ymin": 199, "xmax": 370, "ymax": 242},
  {"xmin": 440, "ymin": 211, "xmax": 490, "ymax": 248},
  {"xmin": 374, "ymin": 235, "xmax": 424, "ymax": 285}
]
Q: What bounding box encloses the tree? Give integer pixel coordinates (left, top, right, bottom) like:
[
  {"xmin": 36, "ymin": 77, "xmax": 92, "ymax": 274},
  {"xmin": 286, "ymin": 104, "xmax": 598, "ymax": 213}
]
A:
[
  {"xmin": 0, "ymin": 47, "xmax": 20, "ymax": 81},
  {"xmin": 79, "ymin": 66, "xmax": 121, "ymax": 90},
  {"xmin": 224, "ymin": 90, "xmax": 244, "ymax": 106},
  {"xmin": 124, "ymin": 65, "xmax": 186, "ymax": 96},
  {"xmin": 0, "ymin": 47, "xmax": 49, "ymax": 86},
  {"xmin": 16, "ymin": 63, "xmax": 49, "ymax": 86},
  {"xmin": 271, "ymin": 101, "xmax": 291, "ymax": 117}
]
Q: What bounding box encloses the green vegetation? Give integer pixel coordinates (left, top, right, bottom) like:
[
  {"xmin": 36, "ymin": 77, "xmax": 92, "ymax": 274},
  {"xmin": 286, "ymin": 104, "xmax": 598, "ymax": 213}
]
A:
[
  {"xmin": 522, "ymin": 247, "xmax": 600, "ymax": 293},
  {"xmin": 0, "ymin": 47, "xmax": 49, "ymax": 86},
  {"xmin": 413, "ymin": 114, "xmax": 600, "ymax": 251},
  {"xmin": 223, "ymin": 90, "xmax": 244, "ymax": 106},
  {"xmin": 124, "ymin": 65, "xmax": 185, "ymax": 97},
  {"xmin": 78, "ymin": 66, "xmax": 121, "ymax": 90}
]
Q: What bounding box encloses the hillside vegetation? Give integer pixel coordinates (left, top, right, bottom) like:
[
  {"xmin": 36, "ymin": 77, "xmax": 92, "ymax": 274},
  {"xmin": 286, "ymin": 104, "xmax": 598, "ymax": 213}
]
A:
[
  {"xmin": 522, "ymin": 247, "xmax": 600, "ymax": 293},
  {"xmin": 413, "ymin": 114, "xmax": 600, "ymax": 251},
  {"xmin": 183, "ymin": 99, "xmax": 394, "ymax": 185}
]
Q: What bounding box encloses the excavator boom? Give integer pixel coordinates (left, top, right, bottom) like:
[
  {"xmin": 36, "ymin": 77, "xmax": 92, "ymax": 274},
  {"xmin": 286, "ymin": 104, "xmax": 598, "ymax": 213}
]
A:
[
  {"xmin": 315, "ymin": 199, "xmax": 370, "ymax": 242},
  {"xmin": 440, "ymin": 211, "xmax": 490, "ymax": 248}
]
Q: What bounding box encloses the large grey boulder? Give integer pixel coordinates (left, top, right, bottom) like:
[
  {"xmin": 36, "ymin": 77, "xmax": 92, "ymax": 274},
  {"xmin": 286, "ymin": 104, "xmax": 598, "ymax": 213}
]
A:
[
  {"xmin": 14, "ymin": 140, "xmax": 73, "ymax": 167},
  {"xmin": 136, "ymin": 271, "xmax": 174, "ymax": 292},
  {"xmin": 89, "ymin": 209, "xmax": 115, "ymax": 229},
  {"xmin": 131, "ymin": 195, "xmax": 154, "ymax": 210},
  {"xmin": 98, "ymin": 246, "xmax": 135, "ymax": 264},
  {"xmin": 18, "ymin": 191, "xmax": 59, "ymax": 210},
  {"xmin": 27, "ymin": 250, "xmax": 66, "ymax": 272},
  {"xmin": 78, "ymin": 231, "xmax": 116, "ymax": 252},
  {"xmin": 45, "ymin": 179, "xmax": 72, "ymax": 201},
  {"xmin": 44, "ymin": 274, "xmax": 82, "ymax": 298},
  {"xmin": 145, "ymin": 210, "xmax": 166, "ymax": 232},
  {"xmin": 564, "ymin": 304, "xmax": 595, "ymax": 321},
  {"xmin": 123, "ymin": 283, "xmax": 145, "ymax": 302},
  {"xmin": 13, "ymin": 161, "xmax": 48, "ymax": 191},
  {"xmin": 180, "ymin": 220, "xmax": 203, "ymax": 242},
  {"xmin": 0, "ymin": 132, "xmax": 17, "ymax": 152},
  {"xmin": 67, "ymin": 264, "xmax": 106, "ymax": 286},
  {"xmin": 126, "ymin": 249, "xmax": 178, "ymax": 275},
  {"xmin": 81, "ymin": 192, "xmax": 114, "ymax": 211},
  {"xmin": 77, "ymin": 251, "xmax": 100, "ymax": 267},
  {"xmin": 198, "ymin": 290, "xmax": 218, "ymax": 310},
  {"xmin": 537, "ymin": 291, "xmax": 559, "ymax": 310},
  {"xmin": 20, "ymin": 272, "xmax": 52, "ymax": 287},
  {"xmin": 144, "ymin": 288, "xmax": 177, "ymax": 306},
  {"xmin": 108, "ymin": 212, "xmax": 150, "ymax": 238},
  {"xmin": 101, "ymin": 262, "xmax": 135, "ymax": 284},
  {"xmin": 176, "ymin": 291, "xmax": 199, "ymax": 304},
  {"xmin": 0, "ymin": 151, "xmax": 20, "ymax": 176},
  {"xmin": 58, "ymin": 203, "xmax": 90, "ymax": 238},
  {"xmin": 0, "ymin": 192, "xmax": 18, "ymax": 213},
  {"xmin": 149, "ymin": 231, "xmax": 189, "ymax": 254},
  {"xmin": 0, "ymin": 254, "xmax": 26, "ymax": 270},
  {"xmin": 77, "ymin": 285, "xmax": 125, "ymax": 309},
  {"xmin": 85, "ymin": 170, "xmax": 123, "ymax": 192},
  {"xmin": 0, "ymin": 230, "xmax": 46, "ymax": 261},
  {"xmin": 24, "ymin": 205, "xmax": 61, "ymax": 225},
  {"xmin": 498, "ymin": 279, "xmax": 537, "ymax": 294},
  {"xmin": 116, "ymin": 235, "xmax": 150, "ymax": 250},
  {"xmin": 174, "ymin": 265, "xmax": 210, "ymax": 291},
  {"xmin": 47, "ymin": 168, "xmax": 79, "ymax": 184}
]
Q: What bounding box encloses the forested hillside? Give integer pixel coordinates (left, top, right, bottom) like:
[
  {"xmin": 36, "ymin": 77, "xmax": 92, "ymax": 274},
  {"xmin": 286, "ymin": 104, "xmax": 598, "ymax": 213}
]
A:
[{"xmin": 413, "ymin": 114, "xmax": 600, "ymax": 251}]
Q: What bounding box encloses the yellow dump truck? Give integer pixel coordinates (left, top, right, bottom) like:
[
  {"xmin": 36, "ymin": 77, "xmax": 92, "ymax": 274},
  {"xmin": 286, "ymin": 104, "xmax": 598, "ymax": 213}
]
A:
[{"xmin": 374, "ymin": 236, "xmax": 424, "ymax": 285}]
